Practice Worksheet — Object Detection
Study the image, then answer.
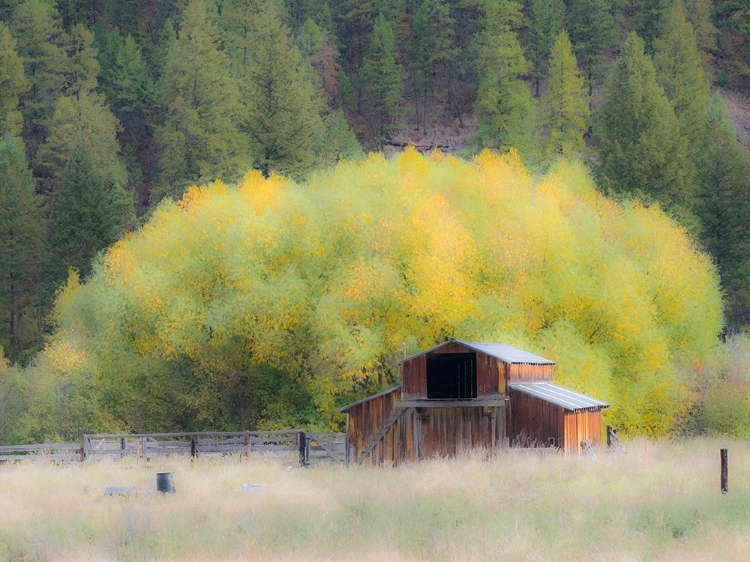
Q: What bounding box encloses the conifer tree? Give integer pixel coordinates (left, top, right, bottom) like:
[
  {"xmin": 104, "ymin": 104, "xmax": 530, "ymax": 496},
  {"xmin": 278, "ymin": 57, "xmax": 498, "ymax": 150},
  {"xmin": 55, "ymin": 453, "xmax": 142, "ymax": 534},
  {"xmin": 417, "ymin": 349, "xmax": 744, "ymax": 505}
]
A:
[
  {"xmin": 683, "ymin": 0, "xmax": 719, "ymax": 70},
  {"xmin": 10, "ymin": 0, "xmax": 69, "ymax": 157},
  {"xmin": 567, "ymin": 0, "xmax": 617, "ymax": 93},
  {"xmin": 0, "ymin": 23, "xmax": 28, "ymax": 137},
  {"xmin": 472, "ymin": 0, "xmax": 533, "ymax": 153},
  {"xmin": 297, "ymin": 18, "xmax": 342, "ymax": 109},
  {"xmin": 526, "ymin": 0, "xmax": 566, "ymax": 97},
  {"xmin": 630, "ymin": 0, "xmax": 676, "ymax": 51},
  {"xmin": 155, "ymin": 0, "xmax": 245, "ymax": 200},
  {"xmin": 359, "ymin": 13, "xmax": 402, "ymax": 150},
  {"xmin": 695, "ymin": 94, "xmax": 750, "ymax": 327},
  {"xmin": 593, "ymin": 33, "xmax": 691, "ymax": 225},
  {"xmin": 653, "ymin": 2, "xmax": 711, "ymax": 164},
  {"xmin": 46, "ymin": 135, "xmax": 118, "ymax": 289},
  {"xmin": 35, "ymin": 92, "xmax": 128, "ymax": 189},
  {"xmin": 540, "ymin": 30, "xmax": 590, "ymax": 159},
  {"xmin": 238, "ymin": 5, "xmax": 324, "ymax": 177},
  {"xmin": 0, "ymin": 135, "xmax": 44, "ymax": 360},
  {"xmin": 64, "ymin": 23, "xmax": 99, "ymax": 96}
]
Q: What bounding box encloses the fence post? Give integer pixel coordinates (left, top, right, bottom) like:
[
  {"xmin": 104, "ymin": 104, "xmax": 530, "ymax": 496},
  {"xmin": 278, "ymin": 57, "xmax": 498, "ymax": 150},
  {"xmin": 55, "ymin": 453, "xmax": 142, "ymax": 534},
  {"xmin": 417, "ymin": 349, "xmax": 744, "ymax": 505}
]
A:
[
  {"xmin": 190, "ymin": 434, "xmax": 198, "ymax": 458},
  {"xmin": 80, "ymin": 435, "xmax": 86, "ymax": 462},
  {"xmin": 721, "ymin": 448, "xmax": 728, "ymax": 494},
  {"xmin": 244, "ymin": 431, "xmax": 252, "ymax": 459},
  {"xmin": 298, "ymin": 431, "xmax": 307, "ymax": 467}
]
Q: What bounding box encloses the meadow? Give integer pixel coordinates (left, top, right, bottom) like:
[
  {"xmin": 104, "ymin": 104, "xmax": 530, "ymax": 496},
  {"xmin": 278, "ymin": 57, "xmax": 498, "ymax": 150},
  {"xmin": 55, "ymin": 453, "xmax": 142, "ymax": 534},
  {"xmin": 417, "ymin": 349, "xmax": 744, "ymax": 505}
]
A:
[{"xmin": 2, "ymin": 439, "xmax": 750, "ymax": 561}]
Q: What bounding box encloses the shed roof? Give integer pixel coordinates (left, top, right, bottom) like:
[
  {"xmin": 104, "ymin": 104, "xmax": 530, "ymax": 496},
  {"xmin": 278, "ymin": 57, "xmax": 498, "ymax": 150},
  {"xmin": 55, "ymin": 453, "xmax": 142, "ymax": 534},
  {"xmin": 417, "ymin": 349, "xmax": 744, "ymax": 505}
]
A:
[
  {"xmin": 508, "ymin": 381, "xmax": 610, "ymax": 412},
  {"xmin": 398, "ymin": 339, "xmax": 555, "ymax": 365}
]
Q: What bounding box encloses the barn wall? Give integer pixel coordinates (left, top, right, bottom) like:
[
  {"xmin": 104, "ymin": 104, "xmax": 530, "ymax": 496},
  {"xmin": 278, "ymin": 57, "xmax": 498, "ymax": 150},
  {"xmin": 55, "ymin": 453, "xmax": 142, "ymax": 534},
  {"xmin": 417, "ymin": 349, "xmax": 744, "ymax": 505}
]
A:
[
  {"xmin": 507, "ymin": 388, "xmax": 564, "ymax": 448},
  {"xmin": 506, "ymin": 363, "xmax": 554, "ymax": 383},
  {"xmin": 411, "ymin": 406, "xmax": 504, "ymax": 459},
  {"xmin": 345, "ymin": 387, "xmax": 400, "ymax": 465},
  {"xmin": 563, "ymin": 410, "xmax": 603, "ymax": 453},
  {"xmin": 402, "ymin": 342, "xmax": 504, "ymax": 399}
]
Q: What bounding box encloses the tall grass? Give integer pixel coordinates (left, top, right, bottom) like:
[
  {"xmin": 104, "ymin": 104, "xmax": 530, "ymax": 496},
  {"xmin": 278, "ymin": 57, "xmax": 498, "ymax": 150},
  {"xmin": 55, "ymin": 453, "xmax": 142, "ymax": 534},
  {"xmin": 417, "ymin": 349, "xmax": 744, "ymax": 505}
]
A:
[{"xmin": 2, "ymin": 439, "xmax": 750, "ymax": 561}]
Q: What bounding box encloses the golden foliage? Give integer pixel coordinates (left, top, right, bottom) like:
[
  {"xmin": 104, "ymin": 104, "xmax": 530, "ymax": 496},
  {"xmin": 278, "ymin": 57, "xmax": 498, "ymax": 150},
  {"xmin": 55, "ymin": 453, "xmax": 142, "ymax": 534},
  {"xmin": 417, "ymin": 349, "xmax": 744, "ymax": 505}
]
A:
[{"xmin": 45, "ymin": 148, "xmax": 723, "ymax": 434}]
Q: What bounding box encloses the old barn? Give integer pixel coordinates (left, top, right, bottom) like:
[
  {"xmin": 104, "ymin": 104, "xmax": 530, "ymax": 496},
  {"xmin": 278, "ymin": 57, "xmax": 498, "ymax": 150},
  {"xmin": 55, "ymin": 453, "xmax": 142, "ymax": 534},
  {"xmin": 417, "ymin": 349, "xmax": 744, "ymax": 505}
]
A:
[{"xmin": 340, "ymin": 339, "xmax": 609, "ymax": 466}]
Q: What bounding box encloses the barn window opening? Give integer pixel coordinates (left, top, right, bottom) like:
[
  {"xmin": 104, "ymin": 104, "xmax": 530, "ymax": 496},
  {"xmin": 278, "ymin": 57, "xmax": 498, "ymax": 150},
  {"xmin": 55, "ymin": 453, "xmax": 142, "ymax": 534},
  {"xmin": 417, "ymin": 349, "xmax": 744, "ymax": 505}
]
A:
[{"xmin": 426, "ymin": 353, "xmax": 477, "ymax": 399}]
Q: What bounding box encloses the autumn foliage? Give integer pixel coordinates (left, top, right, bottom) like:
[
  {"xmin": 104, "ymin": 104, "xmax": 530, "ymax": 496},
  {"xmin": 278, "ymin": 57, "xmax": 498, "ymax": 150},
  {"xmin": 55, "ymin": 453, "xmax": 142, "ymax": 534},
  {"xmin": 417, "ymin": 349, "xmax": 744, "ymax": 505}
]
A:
[{"xmin": 14, "ymin": 150, "xmax": 723, "ymax": 440}]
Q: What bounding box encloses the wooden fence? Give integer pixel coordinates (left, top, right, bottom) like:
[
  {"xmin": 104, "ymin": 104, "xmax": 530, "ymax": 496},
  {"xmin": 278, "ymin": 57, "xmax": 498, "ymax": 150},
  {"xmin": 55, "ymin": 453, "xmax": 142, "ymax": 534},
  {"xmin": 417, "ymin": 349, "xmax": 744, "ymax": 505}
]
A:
[{"xmin": 0, "ymin": 430, "xmax": 346, "ymax": 466}]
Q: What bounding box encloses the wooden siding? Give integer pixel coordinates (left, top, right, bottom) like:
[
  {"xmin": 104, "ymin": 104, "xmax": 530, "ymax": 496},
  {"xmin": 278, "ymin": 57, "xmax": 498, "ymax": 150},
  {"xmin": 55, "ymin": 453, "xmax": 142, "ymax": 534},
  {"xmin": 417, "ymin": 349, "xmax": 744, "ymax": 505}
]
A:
[
  {"xmin": 563, "ymin": 410, "xmax": 603, "ymax": 453},
  {"xmin": 506, "ymin": 363, "xmax": 554, "ymax": 383},
  {"xmin": 401, "ymin": 354, "xmax": 427, "ymax": 399},
  {"xmin": 407, "ymin": 406, "xmax": 504, "ymax": 459},
  {"xmin": 402, "ymin": 341, "xmax": 503, "ymax": 399},
  {"xmin": 507, "ymin": 388, "xmax": 564, "ymax": 448},
  {"xmin": 345, "ymin": 387, "xmax": 400, "ymax": 465}
]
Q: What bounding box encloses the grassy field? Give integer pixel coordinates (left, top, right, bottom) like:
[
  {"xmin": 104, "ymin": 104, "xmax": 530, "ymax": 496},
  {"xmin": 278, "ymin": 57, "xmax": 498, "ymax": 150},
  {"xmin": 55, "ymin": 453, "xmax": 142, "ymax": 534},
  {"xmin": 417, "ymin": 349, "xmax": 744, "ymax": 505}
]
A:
[{"xmin": 2, "ymin": 439, "xmax": 750, "ymax": 561}]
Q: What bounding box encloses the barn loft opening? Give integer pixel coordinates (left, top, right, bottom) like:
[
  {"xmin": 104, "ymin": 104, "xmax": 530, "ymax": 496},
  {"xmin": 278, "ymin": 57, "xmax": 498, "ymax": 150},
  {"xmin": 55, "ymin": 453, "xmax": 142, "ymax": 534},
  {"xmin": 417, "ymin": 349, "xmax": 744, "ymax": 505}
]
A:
[{"xmin": 426, "ymin": 353, "xmax": 477, "ymax": 399}]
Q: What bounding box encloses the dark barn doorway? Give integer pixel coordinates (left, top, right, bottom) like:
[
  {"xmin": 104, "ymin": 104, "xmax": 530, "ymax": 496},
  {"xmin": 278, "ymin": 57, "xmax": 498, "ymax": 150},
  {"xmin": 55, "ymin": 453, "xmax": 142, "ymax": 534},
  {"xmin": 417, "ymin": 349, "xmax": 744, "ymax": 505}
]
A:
[{"xmin": 426, "ymin": 353, "xmax": 477, "ymax": 399}]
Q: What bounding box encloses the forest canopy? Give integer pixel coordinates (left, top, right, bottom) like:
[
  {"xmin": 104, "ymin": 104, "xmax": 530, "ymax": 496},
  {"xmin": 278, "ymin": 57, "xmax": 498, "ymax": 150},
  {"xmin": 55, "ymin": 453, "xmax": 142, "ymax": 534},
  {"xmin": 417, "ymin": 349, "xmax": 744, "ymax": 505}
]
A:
[{"xmin": 4, "ymin": 149, "xmax": 723, "ymax": 441}]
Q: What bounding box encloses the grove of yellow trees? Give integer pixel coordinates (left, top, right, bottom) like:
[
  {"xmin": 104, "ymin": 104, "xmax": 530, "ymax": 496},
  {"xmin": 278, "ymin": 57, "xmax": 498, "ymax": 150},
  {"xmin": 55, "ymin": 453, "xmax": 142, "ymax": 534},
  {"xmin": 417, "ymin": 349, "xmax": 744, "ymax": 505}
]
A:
[{"xmin": 8, "ymin": 149, "xmax": 723, "ymax": 440}]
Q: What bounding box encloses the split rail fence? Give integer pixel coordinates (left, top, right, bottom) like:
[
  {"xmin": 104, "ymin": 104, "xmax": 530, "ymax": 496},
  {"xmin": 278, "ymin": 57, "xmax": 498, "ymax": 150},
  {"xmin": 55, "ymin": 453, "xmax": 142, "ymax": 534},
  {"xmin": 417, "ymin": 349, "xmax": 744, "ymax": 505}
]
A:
[{"xmin": 0, "ymin": 430, "xmax": 346, "ymax": 466}]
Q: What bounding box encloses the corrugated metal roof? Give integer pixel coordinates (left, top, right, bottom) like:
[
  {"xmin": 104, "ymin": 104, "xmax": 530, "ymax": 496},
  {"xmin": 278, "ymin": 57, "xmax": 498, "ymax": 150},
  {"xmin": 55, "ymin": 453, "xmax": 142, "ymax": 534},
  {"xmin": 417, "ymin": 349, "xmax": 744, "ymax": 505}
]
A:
[
  {"xmin": 398, "ymin": 339, "xmax": 554, "ymax": 365},
  {"xmin": 509, "ymin": 381, "xmax": 610, "ymax": 411}
]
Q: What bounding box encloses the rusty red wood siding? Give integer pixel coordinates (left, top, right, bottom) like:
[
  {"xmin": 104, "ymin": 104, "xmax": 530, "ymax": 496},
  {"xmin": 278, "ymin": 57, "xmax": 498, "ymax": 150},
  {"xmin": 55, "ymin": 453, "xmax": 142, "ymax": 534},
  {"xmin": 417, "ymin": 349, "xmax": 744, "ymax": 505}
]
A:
[
  {"xmin": 563, "ymin": 410, "xmax": 603, "ymax": 452},
  {"xmin": 414, "ymin": 406, "xmax": 504, "ymax": 459},
  {"xmin": 507, "ymin": 388, "xmax": 564, "ymax": 448},
  {"xmin": 401, "ymin": 354, "xmax": 427, "ymax": 399},
  {"xmin": 507, "ymin": 363, "xmax": 554, "ymax": 382},
  {"xmin": 346, "ymin": 387, "xmax": 399, "ymax": 464}
]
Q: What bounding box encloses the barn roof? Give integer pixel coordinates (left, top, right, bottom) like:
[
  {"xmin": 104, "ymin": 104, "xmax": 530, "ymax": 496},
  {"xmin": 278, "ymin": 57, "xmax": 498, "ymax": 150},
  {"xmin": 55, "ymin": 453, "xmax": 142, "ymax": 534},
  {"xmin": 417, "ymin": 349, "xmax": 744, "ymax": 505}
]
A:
[
  {"xmin": 339, "ymin": 385, "xmax": 401, "ymax": 413},
  {"xmin": 508, "ymin": 381, "xmax": 610, "ymax": 412},
  {"xmin": 398, "ymin": 339, "xmax": 555, "ymax": 365}
]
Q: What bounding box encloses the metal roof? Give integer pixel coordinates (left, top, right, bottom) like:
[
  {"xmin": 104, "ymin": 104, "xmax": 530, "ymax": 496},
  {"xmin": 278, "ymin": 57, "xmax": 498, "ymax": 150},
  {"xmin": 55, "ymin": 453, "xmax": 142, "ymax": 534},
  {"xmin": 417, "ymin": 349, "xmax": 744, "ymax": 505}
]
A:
[
  {"xmin": 398, "ymin": 339, "xmax": 555, "ymax": 365},
  {"xmin": 508, "ymin": 381, "xmax": 610, "ymax": 412},
  {"xmin": 339, "ymin": 385, "xmax": 401, "ymax": 413}
]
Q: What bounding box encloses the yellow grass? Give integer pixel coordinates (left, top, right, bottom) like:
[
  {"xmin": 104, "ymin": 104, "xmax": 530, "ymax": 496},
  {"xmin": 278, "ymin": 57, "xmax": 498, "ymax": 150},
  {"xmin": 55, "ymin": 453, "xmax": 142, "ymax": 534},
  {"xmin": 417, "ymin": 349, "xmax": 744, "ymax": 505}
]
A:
[{"xmin": 2, "ymin": 439, "xmax": 750, "ymax": 561}]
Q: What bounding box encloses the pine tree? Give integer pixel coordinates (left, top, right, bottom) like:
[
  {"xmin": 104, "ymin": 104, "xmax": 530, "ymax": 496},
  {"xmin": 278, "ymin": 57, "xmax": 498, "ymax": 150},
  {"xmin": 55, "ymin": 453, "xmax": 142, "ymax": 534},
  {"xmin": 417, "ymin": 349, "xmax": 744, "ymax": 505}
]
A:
[
  {"xmin": 64, "ymin": 23, "xmax": 99, "ymax": 96},
  {"xmin": 568, "ymin": 0, "xmax": 617, "ymax": 93},
  {"xmin": 0, "ymin": 23, "xmax": 28, "ymax": 137},
  {"xmin": 359, "ymin": 13, "xmax": 402, "ymax": 150},
  {"xmin": 10, "ymin": 0, "xmax": 69, "ymax": 157},
  {"xmin": 526, "ymin": 0, "xmax": 566, "ymax": 97},
  {"xmin": 155, "ymin": 0, "xmax": 246, "ymax": 200},
  {"xmin": 540, "ymin": 30, "xmax": 590, "ymax": 159},
  {"xmin": 238, "ymin": 5, "xmax": 324, "ymax": 177},
  {"xmin": 35, "ymin": 91, "xmax": 128, "ymax": 189},
  {"xmin": 46, "ymin": 135, "xmax": 118, "ymax": 289},
  {"xmin": 683, "ymin": 0, "xmax": 719, "ymax": 71},
  {"xmin": 630, "ymin": 0, "xmax": 677, "ymax": 51},
  {"xmin": 593, "ymin": 33, "xmax": 691, "ymax": 224},
  {"xmin": 0, "ymin": 135, "xmax": 44, "ymax": 360},
  {"xmin": 695, "ymin": 94, "xmax": 750, "ymax": 328},
  {"xmin": 472, "ymin": 0, "xmax": 533, "ymax": 153},
  {"xmin": 653, "ymin": 1, "xmax": 711, "ymax": 163}
]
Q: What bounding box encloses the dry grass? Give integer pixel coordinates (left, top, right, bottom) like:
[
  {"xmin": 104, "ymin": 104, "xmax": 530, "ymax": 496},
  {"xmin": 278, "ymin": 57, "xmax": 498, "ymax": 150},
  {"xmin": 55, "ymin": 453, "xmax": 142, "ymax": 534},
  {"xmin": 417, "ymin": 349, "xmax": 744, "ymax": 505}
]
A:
[{"xmin": 2, "ymin": 439, "xmax": 750, "ymax": 561}]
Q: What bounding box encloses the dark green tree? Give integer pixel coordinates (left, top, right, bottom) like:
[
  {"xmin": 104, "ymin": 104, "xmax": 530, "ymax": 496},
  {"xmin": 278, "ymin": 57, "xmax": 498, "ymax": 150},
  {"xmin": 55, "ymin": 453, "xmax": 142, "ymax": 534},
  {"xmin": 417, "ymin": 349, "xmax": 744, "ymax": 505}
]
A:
[
  {"xmin": 155, "ymin": 0, "xmax": 245, "ymax": 200},
  {"xmin": 714, "ymin": 0, "xmax": 750, "ymax": 91},
  {"xmin": 526, "ymin": 0, "xmax": 566, "ymax": 97},
  {"xmin": 695, "ymin": 94, "xmax": 750, "ymax": 328},
  {"xmin": 567, "ymin": 0, "xmax": 617, "ymax": 94},
  {"xmin": 237, "ymin": 5, "xmax": 324, "ymax": 177},
  {"xmin": 10, "ymin": 0, "xmax": 69, "ymax": 158},
  {"xmin": 472, "ymin": 0, "xmax": 533, "ymax": 153},
  {"xmin": 359, "ymin": 13, "xmax": 402, "ymax": 150},
  {"xmin": 0, "ymin": 135, "xmax": 44, "ymax": 360},
  {"xmin": 0, "ymin": 23, "xmax": 28, "ymax": 136},
  {"xmin": 593, "ymin": 33, "xmax": 692, "ymax": 225},
  {"xmin": 46, "ymin": 135, "xmax": 119, "ymax": 290},
  {"xmin": 629, "ymin": 0, "xmax": 676, "ymax": 51},
  {"xmin": 653, "ymin": 2, "xmax": 711, "ymax": 164},
  {"xmin": 540, "ymin": 30, "xmax": 590, "ymax": 159}
]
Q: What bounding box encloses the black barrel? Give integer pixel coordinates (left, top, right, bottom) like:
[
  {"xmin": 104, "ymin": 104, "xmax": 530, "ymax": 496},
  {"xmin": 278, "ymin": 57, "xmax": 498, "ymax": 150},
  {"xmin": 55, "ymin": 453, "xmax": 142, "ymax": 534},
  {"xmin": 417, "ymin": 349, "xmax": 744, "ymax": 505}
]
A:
[{"xmin": 156, "ymin": 472, "xmax": 175, "ymax": 494}]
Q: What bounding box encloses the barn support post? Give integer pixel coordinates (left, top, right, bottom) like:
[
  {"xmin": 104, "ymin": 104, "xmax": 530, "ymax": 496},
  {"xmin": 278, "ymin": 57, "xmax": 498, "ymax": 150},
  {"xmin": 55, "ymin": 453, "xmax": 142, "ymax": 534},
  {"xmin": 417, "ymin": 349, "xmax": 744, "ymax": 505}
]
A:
[{"xmin": 721, "ymin": 448, "xmax": 728, "ymax": 494}]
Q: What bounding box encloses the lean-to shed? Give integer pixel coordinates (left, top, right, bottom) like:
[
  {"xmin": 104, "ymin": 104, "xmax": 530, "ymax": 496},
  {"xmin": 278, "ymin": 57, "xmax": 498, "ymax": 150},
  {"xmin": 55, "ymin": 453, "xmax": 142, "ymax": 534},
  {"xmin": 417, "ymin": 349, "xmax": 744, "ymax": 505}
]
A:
[{"xmin": 340, "ymin": 339, "xmax": 610, "ymax": 466}]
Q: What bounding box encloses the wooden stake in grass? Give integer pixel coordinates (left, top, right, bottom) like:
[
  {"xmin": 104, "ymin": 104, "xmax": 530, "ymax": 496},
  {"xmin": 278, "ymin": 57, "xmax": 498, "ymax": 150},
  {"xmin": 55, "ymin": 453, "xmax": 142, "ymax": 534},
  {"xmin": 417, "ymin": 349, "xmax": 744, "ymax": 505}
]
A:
[{"xmin": 721, "ymin": 448, "xmax": 728, "ymax": 494}]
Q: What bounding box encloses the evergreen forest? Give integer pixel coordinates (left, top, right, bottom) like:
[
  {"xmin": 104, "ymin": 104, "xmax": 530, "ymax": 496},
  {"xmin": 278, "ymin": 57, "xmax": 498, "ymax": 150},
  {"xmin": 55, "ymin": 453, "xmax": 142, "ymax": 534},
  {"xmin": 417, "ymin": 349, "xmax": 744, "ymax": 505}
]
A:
[{"xmin": 1, "ymin": 0, "xmax": 750, "ymax": 442}]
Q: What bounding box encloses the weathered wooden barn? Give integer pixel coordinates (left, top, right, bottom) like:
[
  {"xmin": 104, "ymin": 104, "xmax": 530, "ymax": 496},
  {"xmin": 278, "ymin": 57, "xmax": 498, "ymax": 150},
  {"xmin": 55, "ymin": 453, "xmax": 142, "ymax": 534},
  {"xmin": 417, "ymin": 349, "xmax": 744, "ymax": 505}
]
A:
[{"xmin": 340, "ymin": 339, "xmax": 609, "ymax": 466}]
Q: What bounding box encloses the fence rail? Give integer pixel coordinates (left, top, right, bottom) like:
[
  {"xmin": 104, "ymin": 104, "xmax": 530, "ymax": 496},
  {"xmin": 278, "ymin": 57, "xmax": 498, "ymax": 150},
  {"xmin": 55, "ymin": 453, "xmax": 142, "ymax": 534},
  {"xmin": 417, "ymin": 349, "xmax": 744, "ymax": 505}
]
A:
[{"xmin": 0, "ymin": 430, "xmax": 347, "ymax": 465}]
